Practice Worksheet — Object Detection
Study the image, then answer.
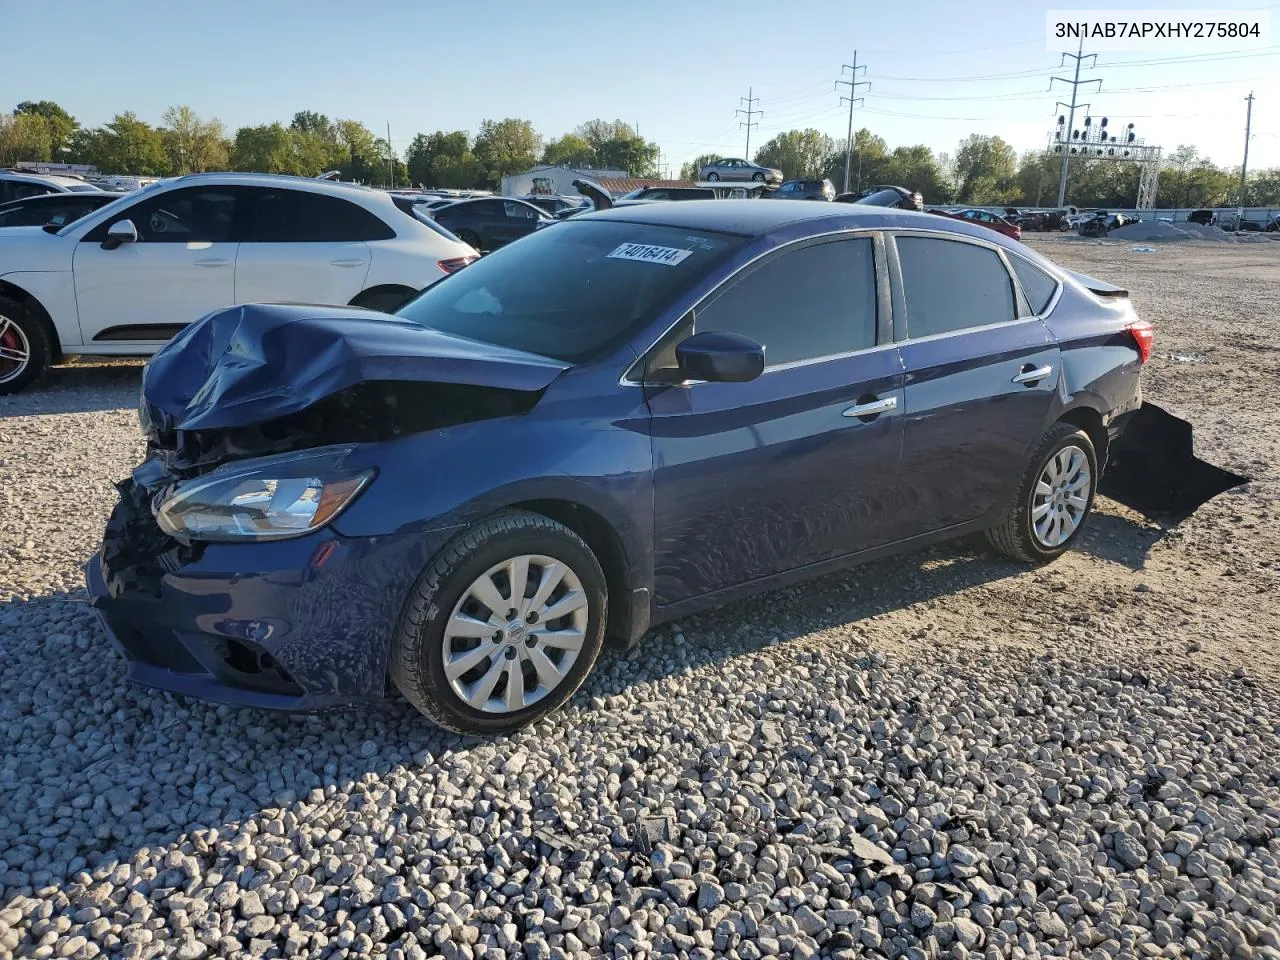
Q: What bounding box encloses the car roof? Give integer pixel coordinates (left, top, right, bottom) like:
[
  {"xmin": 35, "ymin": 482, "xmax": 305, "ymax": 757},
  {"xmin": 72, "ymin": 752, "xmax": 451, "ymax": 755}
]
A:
[
  {"xmin": 585, "ymin": 198, "xmax": 1005, "ymax": 238},
  {"xmin": 162, "ymin": 171, "xmax": 381, "ymax": 199},
  {"xmin": 0, "ymin": 171, "xmax": 90, "ymax": 186}
]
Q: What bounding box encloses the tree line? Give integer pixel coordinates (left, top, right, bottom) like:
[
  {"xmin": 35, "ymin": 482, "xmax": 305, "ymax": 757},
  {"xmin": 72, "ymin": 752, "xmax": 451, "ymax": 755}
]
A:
[
  {"xmin": 0, "ymin": 102, "xmax": 660, "ymax": 190},
  {"xmin": 2, "ymin": 100, "xmax": 1276, "ymax": 208},
  {"xmin": 687, "ymin": 128, "xmax": 1280, "ymax": 209}
]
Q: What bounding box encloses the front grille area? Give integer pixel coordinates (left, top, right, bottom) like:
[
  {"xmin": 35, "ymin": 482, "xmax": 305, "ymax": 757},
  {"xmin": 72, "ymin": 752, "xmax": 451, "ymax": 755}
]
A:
[{"xmin": 101, "ymin": 476, "xmax": 203, "ymax": 599}]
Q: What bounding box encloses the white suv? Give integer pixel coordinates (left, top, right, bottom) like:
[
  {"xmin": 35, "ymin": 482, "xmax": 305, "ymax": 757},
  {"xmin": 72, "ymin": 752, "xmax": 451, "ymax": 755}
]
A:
[{"xmin": 0, "ymin": 173, "xmax": 479, "ymax": 394}]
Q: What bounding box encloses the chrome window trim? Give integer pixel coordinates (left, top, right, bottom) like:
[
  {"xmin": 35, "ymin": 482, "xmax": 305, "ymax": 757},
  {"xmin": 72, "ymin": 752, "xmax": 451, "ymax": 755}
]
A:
[{"xmin": 621, "ymin": 227, "xmax": 885, "ymax": 386}]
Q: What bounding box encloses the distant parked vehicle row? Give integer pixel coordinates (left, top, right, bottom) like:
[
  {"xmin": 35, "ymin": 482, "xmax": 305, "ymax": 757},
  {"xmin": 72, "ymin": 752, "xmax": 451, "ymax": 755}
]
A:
[
  {"xmin": 0, "ymin": 170, "xmax": 104, "ymax": 204},
  {"xmin": 930, "ymin": 207, "xmax": 1022, "ymax": 241},
  {"xmin": 0, "ymin": 173, "xmax": 478, "ymax": 394},
  {"xmin": 428, "ymin": 197, "xmax": 553, "ymax": 252},
  {"xmin": 768, "ymin": 179, "xmax": 836, "ymax": 201}
]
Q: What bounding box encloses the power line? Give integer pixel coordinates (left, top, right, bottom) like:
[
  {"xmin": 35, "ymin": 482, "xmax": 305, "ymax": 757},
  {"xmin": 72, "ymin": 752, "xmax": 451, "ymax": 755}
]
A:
[
  {"xmin": 836, "ymin": 51, "xmax": 870, "ymax": 194},
  {"xmin": 736, "ymin": 87, "xmax": 762, "ymax": 158},
  {"xmin": 1051, "ymin": 37, "xmax": 1101, "ymax": 207}
]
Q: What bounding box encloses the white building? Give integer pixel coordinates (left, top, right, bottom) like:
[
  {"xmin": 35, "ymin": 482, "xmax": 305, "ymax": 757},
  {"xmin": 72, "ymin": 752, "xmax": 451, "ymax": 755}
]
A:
[{"xmin": 500, "ymin": 165, "xmax": 629, "ymax": 198}]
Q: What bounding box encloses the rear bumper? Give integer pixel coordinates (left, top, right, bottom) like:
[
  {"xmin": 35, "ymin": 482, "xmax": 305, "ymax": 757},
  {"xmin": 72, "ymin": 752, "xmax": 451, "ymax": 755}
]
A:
[{"xmin": 87, "ymin": 494, "xmax": 462, "ymax": 711}]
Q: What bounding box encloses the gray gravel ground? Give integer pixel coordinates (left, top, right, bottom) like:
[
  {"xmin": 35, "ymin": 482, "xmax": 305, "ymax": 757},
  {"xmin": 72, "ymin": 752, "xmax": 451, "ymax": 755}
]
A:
[{"xmin": 2, "ymin": 241, "xmax": 1280, "ymax": 960}]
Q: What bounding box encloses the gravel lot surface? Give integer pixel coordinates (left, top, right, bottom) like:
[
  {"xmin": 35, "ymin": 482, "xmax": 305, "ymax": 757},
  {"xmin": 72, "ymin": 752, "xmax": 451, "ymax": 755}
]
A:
[{"xmin": 2, "ymin": 240, "xmax": 1279, "ymax": 960}]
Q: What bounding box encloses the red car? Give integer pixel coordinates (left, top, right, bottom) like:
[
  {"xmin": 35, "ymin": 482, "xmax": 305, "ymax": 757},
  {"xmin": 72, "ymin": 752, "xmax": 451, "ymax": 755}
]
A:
[{"xmin": 928, "ymin": 207, "xmax": 1022, "ymax": 241}]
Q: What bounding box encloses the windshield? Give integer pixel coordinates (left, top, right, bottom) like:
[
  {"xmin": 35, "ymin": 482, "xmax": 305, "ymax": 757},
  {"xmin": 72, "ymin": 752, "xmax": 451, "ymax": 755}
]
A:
[{"xmin": 395, "ymin": 220, "xmax": 742, "ymax": 363}]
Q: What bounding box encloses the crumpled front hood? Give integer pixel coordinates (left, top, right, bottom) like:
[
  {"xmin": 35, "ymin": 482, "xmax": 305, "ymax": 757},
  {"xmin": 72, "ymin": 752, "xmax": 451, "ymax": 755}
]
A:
[{"xmin": 142, "ymin": 303, "xmax": 569, "ymax": 433}]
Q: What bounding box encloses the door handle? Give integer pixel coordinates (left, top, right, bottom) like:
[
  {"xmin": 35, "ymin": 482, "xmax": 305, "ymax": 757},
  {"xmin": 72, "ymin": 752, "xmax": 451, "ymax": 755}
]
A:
[
  {"xmin": 331, "ymin": 259, "xmax": 366, "ymax": 267},
  {"xmin": 194, "ymin": 258, "xmax": 230, "ymax": 267},
  {"xmin": 842, "ymin": 396, "xmax": 898, "ymax": 418},
  {"xmin": 1012, "ymin": 364, "xmax": 1054, "ymax": 385}
]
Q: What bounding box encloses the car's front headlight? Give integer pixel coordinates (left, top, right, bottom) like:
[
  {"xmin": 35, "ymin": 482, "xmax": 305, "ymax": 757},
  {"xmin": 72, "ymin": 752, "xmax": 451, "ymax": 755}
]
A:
[{"xmin": 153, "ymin": 446, "xmax": 374, "ymax": 542}]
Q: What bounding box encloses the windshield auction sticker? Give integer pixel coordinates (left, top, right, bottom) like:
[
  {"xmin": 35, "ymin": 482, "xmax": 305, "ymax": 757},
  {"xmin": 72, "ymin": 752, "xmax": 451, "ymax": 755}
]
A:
[
  {"xmin": 1046, "ymin": 10, "xmax": 1270, "ymax": 50},
  {"xmin": 608, "ymin": 243, "xmax": 693, "ymax": 266}
]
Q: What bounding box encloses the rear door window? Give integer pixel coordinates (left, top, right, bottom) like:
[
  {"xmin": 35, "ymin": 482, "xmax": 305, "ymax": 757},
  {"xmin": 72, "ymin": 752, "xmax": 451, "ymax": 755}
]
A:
[
  {"xmin": 246, "ymin": 189, "xmax": 394, "ymax": 242},
  {"xmin": 895, "ymin": 236, "xmax": 1016, "ymax": 338}
]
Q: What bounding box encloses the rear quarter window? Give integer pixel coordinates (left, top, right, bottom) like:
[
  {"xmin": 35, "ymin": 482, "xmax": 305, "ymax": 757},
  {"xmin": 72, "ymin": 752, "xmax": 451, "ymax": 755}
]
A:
[{"xmin": 1009, "ymin": 256, "xmax": 1060, "ymax": 315}]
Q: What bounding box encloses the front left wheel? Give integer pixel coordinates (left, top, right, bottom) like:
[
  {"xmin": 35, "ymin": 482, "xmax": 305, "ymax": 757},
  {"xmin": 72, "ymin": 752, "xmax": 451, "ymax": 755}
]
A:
[
  {"xmin": 390, "ymin": 511, "xmax": 608, "ymax": 734},
  {"xmin": 0, "ymin": 297, "xmax": 51, "ymax": 396}
]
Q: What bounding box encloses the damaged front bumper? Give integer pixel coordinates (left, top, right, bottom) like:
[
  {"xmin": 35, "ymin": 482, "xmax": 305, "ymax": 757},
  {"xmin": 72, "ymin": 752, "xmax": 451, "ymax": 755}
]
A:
[{"xmin": 87, "ymin": 472, "xmax": 462, "ymax": 710}]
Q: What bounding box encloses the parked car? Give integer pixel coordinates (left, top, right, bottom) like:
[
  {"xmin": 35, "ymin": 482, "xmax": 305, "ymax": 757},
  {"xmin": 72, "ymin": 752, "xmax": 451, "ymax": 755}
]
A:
[
  {"xmin": 769, "ymin": 179, "xmax": 835, "ymax": 201},
  {"xmin": 0, "ymin": 191, "xmax": 124, "ymax": 228},
  {"xmin": 429, "ymin": 197, "xmax": 553, "ymax": 252},
  {"xmin": 698, "ymin": 158, "xmax": 783, "ymax": 184},
  {"xmin": 1018, "ymin": 210, "xmax": 1073, "ymax": 232},
  {"xmin": 618, "ymin": 187, "xmax": 717, "ymax": 202},
  {"xmin": 522, "ymin": 195, "xmax": 587, "ymax": 216},
  {"xmin": 930, "ymin": 208, "xmax": 1022, "ymax": 241},
  {"xmin": 0, "ymin": 172, "xmax": 479, "ymax": 394},
  {"xmin": 0, "ymin": 171, "xmax": 103, "ymax": 204},
  {"xmin": 837, "ymin": 185, "xmax": 924, "ymax": 210},
  {"xmin": 88, "ymin": 199, "xmax": 1245, "ymax": 735}
]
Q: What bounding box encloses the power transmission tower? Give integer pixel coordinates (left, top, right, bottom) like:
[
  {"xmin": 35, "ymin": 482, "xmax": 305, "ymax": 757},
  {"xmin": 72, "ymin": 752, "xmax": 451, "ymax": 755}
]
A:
[
  {"xmin": 736, "ymin": 88, "xmax": 762, "ymax": 159},
  {"xmin": 1050, "ymin": 37, "xmax": 1101, "ymax": 207},
  {"xmin": 835, "ymin": 52, "xmax": 870, "ymax": 195},
  {"xmin": 1237, "ymin": 92, "xmax": 1254, "ymax": 229}
]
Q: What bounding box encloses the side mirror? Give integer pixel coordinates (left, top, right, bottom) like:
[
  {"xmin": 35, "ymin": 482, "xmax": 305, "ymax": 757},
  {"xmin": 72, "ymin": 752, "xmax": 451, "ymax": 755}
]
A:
[
  {"xmin": 674, "ymin": 331, "xmax": 765, "ymax": 383},
  {"xmin": 102, "ymin": 219, "xmax": 138, "ymax": 250}
]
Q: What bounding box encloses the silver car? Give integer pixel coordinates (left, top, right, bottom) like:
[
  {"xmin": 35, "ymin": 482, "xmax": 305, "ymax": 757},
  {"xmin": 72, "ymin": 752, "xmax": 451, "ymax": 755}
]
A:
[{"xmin": 697, "ymin": 158, "xmax": 783, "ymax": 183}]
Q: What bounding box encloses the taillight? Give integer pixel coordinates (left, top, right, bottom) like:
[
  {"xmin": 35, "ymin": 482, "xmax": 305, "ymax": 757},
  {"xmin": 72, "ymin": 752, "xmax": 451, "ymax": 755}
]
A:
[
  {"xmin": 1128, "ymin": 319, "xmax": 1154, "ymax": 363},
  {"xmin": 438, "ymin": 256, "xmax": 477, "ymax": 274}
]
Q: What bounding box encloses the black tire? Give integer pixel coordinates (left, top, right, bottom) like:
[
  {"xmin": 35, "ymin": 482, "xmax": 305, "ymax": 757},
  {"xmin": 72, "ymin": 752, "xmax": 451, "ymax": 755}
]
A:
[
  {"xmin": 457, "ymin": 229, "xmax": 483, "ymax": 252},
  {"xmin": 985, "ymin": 423, "xmax": 1098, "ymax": 563},
  {"xmin": 752, "ymin": 172, "xmax": 765, "ymax": 182},
  {"xmin": 706, "ymin": 172, "xmax": 720, "ymax": 182},
  {"xmin": 390, "ymin": 510, "xmax": 608, "ymax": 734},
  {"xmin": 0, "ymin": 296, "xmax": 51, "ymax": 396},
  {"xmin": 351, "ymin": 288, "xmax": 415, "ymax": 314}
]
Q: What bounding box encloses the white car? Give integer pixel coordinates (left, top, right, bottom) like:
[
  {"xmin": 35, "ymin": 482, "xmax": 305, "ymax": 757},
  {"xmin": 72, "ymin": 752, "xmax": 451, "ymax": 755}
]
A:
[
  {"xmin": 0, "ymin": 172, "xmax": 479, "ymax": 394},
  {"xmin": 0, "ymin": 171, "xmax": 104, "ymax": 204}
]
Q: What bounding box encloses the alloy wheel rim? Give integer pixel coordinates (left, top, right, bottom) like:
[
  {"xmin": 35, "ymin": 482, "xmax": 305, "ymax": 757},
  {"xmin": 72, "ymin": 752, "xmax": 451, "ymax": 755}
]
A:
[
  {"xmin": 0, "ymin": 316, "xmax": 31, "ymax": 385},
  {"xmin": 1031, "ymin": 444, "xmax": 1091, "ymax": 548},
  {"xmin": 442, "ymin": 554, "xmax": 589, "ymax": 714}
]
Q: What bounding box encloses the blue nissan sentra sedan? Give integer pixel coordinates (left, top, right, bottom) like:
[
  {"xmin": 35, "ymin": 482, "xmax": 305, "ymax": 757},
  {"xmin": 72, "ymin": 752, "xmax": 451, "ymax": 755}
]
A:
[{"xmin": 88, "ymin": 200, "xmax": 1234, "ymax": 734}]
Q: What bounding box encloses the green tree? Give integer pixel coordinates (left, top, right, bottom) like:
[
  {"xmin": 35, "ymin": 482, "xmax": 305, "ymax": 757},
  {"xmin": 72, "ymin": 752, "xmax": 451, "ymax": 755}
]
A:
[
  {"xmin": 473, "ymin": 118, "xmax": 541, "ymax": 184},
  {"xmin": 542, "ymin": 133, "xmax": 593, "ymax": 168},
  {"xmin": 570, "ymin": 119, "xmax": 657, "ymax": 176},
  {"xmin": 823, "ymin": 129, "xmax": 888, "ymax": 193},
  {"xmin": 231, "ymin": 122, "xmax": 296, "ymax": 173},
  {"xmin": 290, "ymin": 110, "xmax": 332, "ymax": 137},
  {"xmin": 93, "ymin": 112, "xmax": 170, "ymax": 175},
  {"xmin": 881, "ymin": 145, "xmax": 950, "ymax": 203},
  {"xmin": 15, "ymin": 100, "xmax": 77, "ymax": 155},
  {"xmin": 0, "ymin": 112, "xmax": 52, "ymax": 165},
  {"xmin": 161, "ymin": 105, "xmax": 229, "ymax": 173},
  {"xmin": 1248, "ymin": 168, "xmax": 1280, "ymax": 206},
  {"xmin": 953, "ymin": 134, "xmax": 1017, "ymax": 203},
  {"xmin": 1159, "ymin": 145, "xmax": 1234, "ymax": 208},
  {"xmin": 405, "ymin": 131, "xmax": 483, "ymax": 188},
  {"xmin": 333, "ymin": 119, "xmax": 383, "ymax": 182},
  {"xmin": 753, "ymin": 129, "xmax": 836, "ymax": 179},
  {"xmin": 66, "ymin": 127, "xmax": 105, "ymax": 167}
]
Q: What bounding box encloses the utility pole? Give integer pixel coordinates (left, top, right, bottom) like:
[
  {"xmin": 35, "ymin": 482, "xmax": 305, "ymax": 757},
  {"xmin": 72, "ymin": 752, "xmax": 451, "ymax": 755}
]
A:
[
  {"xmin": 386, "ymin": 122, "xmax": 394, "ymax": 189},
  {"xmin": 1237, "ymin": 92, "xmax": 1254, "ymax": 230},
  {"xmin": 736, "ymin": 88, "xmax": 762, "ymax": 159},
  {"xmin": 835, "ymin": 52, "xmax": 870, "ymax": 195},
  {"xmin": 1050, "ymin": 37, "xmax": 1100, "ymax": 207}
]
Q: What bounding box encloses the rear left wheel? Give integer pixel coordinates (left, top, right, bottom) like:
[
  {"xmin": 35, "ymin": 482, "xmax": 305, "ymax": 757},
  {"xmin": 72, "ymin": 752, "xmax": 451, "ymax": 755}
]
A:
[
  {"xmin": 390, "ymin": 511, "xmax": 608, "ymax": 734},
  {"xmin": 986, "ymin": 423, "xmax": 1098, "ymax": 563}
]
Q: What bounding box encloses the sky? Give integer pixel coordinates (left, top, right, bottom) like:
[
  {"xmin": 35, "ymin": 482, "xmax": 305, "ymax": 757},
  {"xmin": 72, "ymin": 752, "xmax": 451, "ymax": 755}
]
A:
[{"xmin": 2, "ymin": 0, "xmax": 1277, "ymax": 177}]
